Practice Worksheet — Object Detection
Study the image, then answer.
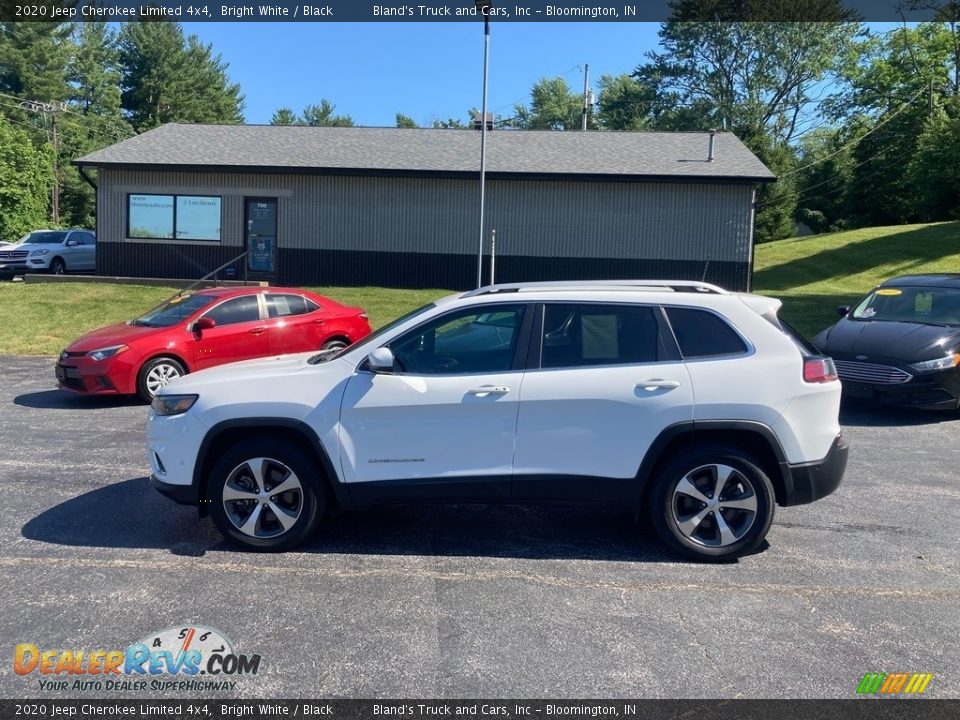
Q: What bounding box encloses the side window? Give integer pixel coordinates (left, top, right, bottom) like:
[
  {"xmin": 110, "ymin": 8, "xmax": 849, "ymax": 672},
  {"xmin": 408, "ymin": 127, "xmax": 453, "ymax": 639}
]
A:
[
  {"xmin": 541, "ymin": 304, "xmax": 661, "ymax": 369},
  {"xmin": 202, "ymin": 296, "xmax": 262, "ymax": 327},
  {"xmin": 266, "ymin": 294, "xmax": 310, "ymax": 318},
  {"xmin": 388, "ymin": 305, "xmax": 525, "ymax": 375},
  {"xmin": 78, "ymin": 232, "xmax": 95, "ymax": 245},
  {"xmin": 665, "ymin": 307, "xmax": 748, "ymax": 358}
]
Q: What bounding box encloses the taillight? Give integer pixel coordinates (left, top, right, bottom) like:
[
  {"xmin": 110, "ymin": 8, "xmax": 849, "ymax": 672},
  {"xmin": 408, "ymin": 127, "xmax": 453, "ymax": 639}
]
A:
[{"xmin": 804, "ymin": 356, "xmax": 838, "ymax": 383}]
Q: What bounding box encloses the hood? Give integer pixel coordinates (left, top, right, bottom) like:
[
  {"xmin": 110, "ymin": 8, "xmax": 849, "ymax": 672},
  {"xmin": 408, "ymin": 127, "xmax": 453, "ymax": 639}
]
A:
[
  {"xmin": 64, "ymin": 322, "xmax": 169, "ymax": 353},
  {"xmin": 165, "ymin": 351, "xmax": 351, "ymax": 395},
  {"xmin": 3, "ymin": 241, "xmax": 58, "ymax": 252},
  {"xmin": 815, "ymin": 318, "xmax": 960, "ymax": 362}
]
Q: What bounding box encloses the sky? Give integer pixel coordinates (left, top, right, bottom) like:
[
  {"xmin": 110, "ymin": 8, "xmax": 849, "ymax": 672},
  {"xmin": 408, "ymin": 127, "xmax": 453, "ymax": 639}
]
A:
[{"xmin": 181, "ymin": 22, "xmax": 664, "ymax": 127}]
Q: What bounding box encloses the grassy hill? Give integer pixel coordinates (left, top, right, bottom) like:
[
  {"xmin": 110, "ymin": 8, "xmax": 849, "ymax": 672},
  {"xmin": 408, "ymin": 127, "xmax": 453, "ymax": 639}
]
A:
[
  {"xmin": 753, "ymin": 221, "xmax": 960, "ymax": 338},
  {"xmin": 1, "ymin": 221, "xmax": 957, "ymax": 355}
]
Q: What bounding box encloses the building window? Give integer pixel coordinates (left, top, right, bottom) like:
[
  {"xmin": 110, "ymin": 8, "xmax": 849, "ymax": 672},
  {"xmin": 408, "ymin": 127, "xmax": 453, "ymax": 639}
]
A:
[{"xmin": 127, "ymin": 194, "xmax": 222, "ymax": 242}]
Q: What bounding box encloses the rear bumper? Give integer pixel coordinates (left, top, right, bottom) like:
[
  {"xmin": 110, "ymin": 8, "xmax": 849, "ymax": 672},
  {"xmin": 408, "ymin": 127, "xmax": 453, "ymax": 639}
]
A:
[
  {"xmin": 780, "ymin": 433, "xmax": 848, "ymax": 506},
  {"xmin": 150, "ymin": 474, "xmax": 199, "ymax": 506}
]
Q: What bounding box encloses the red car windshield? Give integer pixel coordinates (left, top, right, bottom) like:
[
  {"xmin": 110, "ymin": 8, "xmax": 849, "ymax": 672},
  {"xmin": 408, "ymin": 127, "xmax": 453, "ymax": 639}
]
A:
[{"xmin": 133, "ymin": 294, "xmax": 216, "ymax": 328}]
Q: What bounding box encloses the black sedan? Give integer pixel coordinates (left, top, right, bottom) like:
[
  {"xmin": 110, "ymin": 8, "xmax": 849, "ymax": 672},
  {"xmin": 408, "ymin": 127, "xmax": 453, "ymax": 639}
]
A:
[{"xmin": 813, "ymin": 274, "xmax": 960, "ymax": 410}]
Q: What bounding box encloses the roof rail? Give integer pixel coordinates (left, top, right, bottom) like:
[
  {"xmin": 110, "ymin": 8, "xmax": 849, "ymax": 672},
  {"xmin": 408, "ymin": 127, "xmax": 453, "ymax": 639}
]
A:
[{"xmin": 462, "ymin": 279, "xmax": 729, "ymax": 298}]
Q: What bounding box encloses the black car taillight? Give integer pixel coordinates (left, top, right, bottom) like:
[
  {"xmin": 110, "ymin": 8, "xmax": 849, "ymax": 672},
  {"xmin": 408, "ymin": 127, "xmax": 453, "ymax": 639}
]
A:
[{"xmin": 804, "ymin": 357, "xmax": 838, "ymax": 383}]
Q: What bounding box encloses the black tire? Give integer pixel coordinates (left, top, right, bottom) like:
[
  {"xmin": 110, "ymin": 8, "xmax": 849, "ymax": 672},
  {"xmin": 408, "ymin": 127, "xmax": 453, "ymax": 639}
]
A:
[
  {"xmin": 208, "ymin": 438, "xmax": 325, "ymax": 551},
  {"xmin": 136, "ymin": 356, "xmax": 187, "ymax": 402},
  {"xmin": 321, "ymin": 337, "xmax": 349, "ymax": 352},
  {"xmin": 649, "ymin": 444, "xmax": 775, "ymax": 562},
  {"xmin": 50, "ymin": 258, "xmax": 66, "ymax": 275}
]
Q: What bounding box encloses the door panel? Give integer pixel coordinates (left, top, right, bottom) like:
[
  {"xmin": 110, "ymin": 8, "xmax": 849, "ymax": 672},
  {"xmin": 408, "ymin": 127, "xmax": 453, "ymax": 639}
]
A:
[
  {"xmin": 246, "ymin": 199, "xmax": 277, "ymax": 275},
  {"xmin": 513, "ymin": 303, "xmax": 694, "ymax": 496},
  {"xmin": 339, "ymin": 371, "xmax": 522, "ymax": 488},
  {"xmin": 264, "ymin": 294, "xmax": 325, "ymax": 355},
  {"xmin": 191, "ymin": 295, "xmax": 270, "ymax": 369},
  {"xmin": 338, "ymin": 304, "xmax": 530, "ymax": 492}
]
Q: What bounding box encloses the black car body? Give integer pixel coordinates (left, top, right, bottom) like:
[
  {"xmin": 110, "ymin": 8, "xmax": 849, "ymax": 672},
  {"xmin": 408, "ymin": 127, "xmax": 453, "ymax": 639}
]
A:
[{"xmin": 813, "ymin": 274, "xmax": 960, "ymax": 410}]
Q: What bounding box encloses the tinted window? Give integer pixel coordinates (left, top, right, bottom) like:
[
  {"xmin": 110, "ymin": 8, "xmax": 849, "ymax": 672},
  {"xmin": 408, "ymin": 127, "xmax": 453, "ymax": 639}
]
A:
[
  {"xmin": 203, "ymin": 296, "xmax": 262, "ymax": 327},
  {"xmin": 665, "ymin": 307, "xmax": 747, "ymax": 358},
  {"xmin": 266, "ymin": 294, "xmax": 311, "ymax": 318},
  {"xmin": 852, "ymin": 286, "xmax": 960, "ymax": 326},
  {"xmin": 23, "ymin": 231, "xmax": 68, "ymax": 244},
  {"xmin": 541, "ymin": 304, "xmax": 660, "ymax": 368},
  {"xmin": 76, "ymin": 232, "xmax": 95, "ymax": 245},
  {"xmin": 389, "ymin": 305, "xmax": 524, "ymax": 375}
]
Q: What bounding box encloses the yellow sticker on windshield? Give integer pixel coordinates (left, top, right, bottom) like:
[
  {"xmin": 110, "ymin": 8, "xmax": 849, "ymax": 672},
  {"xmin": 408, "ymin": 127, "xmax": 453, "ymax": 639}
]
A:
[
  {"xmin": 916, "ymin": 292, "xmax": 933, "ymax": 314},
  {"xmin": 168, "ymin": 295, "xmax": 185, "ymax": 304},
  {"xmin": 875, "ymin": 288, "xmax": 902, "ymax": 296}
]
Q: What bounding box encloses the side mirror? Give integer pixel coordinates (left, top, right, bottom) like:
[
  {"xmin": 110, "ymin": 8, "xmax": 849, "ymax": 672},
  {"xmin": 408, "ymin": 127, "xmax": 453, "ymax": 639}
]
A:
[
  {"xmin": 65, "ymin": 239, "xmax": 79, "ymax": 247},
  {"xmin": 836, "ymin": 306, "xmax": 850, "ymax": 318},
  {"xmin": 194, "ymin": 317, "xmax": 216, "ymax": 332},
  {"xmin": 367, "ymin": 347, "xmax": 395, "ymax": 373}
]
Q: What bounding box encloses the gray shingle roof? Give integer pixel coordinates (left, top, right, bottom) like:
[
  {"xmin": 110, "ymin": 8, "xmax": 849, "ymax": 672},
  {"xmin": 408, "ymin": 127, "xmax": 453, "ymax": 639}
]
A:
[{"xmin": 76, "ymin": 124, "xmax": 775, "ymax": 181}]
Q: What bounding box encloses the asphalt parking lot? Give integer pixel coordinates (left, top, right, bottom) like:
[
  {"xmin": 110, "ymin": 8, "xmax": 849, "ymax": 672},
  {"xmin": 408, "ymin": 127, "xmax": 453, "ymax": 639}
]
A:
[{"xmin": 1, "ymin": 354, "xmax": 958, "ymax": 699}]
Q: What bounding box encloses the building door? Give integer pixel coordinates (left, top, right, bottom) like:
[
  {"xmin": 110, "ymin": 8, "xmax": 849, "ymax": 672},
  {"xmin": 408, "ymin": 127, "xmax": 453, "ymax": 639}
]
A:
[{"xmin": 245, "ymin": 198, "xmax": 277, "ymax": 277}]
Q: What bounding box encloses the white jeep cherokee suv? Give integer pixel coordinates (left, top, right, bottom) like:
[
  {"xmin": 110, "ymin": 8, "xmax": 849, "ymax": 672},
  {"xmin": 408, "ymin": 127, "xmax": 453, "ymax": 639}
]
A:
[{"xmin": 147, "ymin": 280, "xmax": 848, "ymax": 561}]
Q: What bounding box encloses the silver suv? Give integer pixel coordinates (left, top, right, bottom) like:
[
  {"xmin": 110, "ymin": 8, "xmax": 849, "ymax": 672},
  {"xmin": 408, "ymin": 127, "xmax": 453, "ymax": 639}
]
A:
[{"xmin": 0, "ymin": 229, "xmax": 96, "ymax": 276}]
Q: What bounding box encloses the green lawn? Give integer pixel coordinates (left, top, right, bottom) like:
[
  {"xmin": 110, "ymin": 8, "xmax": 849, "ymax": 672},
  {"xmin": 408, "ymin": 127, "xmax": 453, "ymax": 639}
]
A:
[
  {"xmin": 753, "ymin": 221, "xmax": 960, "ymax": 337},
  {"xmin": 3, "ymin": 220, "xmax": 958, "ymax": 355},
  {"xmin": 0, "ymin": 282, "xmax": 452, "ymax": 356}
]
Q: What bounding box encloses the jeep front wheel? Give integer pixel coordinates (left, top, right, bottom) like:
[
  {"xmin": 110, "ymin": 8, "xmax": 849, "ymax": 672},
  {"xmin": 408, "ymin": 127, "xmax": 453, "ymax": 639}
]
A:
[
  {"xmin": 649, "ymin": 445, "xmax": 775, "ymax": 562},
  {"xmin": 208, "ymin": 439, "xmax": 324, "ymax": 551}
]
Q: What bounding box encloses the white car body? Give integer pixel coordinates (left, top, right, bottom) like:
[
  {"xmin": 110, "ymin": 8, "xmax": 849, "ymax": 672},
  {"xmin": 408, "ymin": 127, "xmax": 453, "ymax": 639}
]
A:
[{"xmin": 147, "ymin": 280, "xmax": 848, "ymax": 559}]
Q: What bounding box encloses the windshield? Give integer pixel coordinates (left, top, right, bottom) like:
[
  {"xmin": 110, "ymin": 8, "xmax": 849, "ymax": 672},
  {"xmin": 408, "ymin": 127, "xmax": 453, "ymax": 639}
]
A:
[
  {"xmin": 133, "ymin": 294, "xmax": 216, "ymax": 328},
  {"xmin": 852, "ymin": 286, "xmax": 960, "ymax": 327},
  {"xmin": 20, "ymin": 231, "xmax": 67, "ymax": 244},
  {"xmin": 308, "ymin": 302, "xmax": 437, "ymax": 364}
]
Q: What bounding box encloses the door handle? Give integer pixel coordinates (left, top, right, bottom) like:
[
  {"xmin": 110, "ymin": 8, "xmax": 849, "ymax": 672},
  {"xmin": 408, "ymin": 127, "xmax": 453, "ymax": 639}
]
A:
[
  {"xmin": 312, "ymin": 319, "xmax": 326, "ymax": 325},
  {"xmin": 468, "ymin": 385, "xmax": 510, "ymax": 397},
  {"xmin": 249, "ymin": 327, "xmax": 267, "ymax": 335},
  {"xmin": 636, "ymin": 379, "xmax": 681, "ymax": 392}
]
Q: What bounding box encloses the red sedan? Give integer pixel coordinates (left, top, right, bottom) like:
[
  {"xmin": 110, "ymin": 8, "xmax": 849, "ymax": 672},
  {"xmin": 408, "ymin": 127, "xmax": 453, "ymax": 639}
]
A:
[{"xmin": 57, "ymin": 287, "xmax": 371, "ymax": 401}]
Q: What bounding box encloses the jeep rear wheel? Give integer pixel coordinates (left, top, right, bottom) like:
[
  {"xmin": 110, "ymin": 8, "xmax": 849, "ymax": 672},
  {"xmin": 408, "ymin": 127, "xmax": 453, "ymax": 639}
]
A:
[
  {"xmin": 650, "ymin": 445, "xmax": 775, "ymax": 562},
  {"xmin": 208, "ymin": 439, "xmax": 324, "ymax": 551}
]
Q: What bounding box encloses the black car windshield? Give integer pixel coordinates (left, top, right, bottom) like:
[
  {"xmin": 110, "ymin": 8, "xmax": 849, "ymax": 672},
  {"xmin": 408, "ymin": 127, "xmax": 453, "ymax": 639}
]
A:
[
  {"xmin": 133, "ymin": 294, "xmax": 216, "ymax": 328},
  {"xmin": 307, "ymin": 302, "xmax": 437, "ymax": 364},
  {"xmin": 21, "ymin": 231, "xmax": 67, "ymax": 244},
  {"xmin": 852, "ymin": 286, "xmax": 960, "ymax": 326}
]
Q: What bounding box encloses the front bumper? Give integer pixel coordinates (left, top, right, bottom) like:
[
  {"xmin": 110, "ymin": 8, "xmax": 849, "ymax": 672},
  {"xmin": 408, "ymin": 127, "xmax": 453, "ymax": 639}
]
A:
[
  {"xmin": 780, "ymin": 433, "xmax": 848, "ymax": 506},
  {"xmin": 0, "ymin": 262, "xmax": 29, "ymax": 274},
  {"xmin": 150, "ymin": 474, "xmax": 199, "ymax": 505},
  {"xmin": 56, "ymin": 361, "xmax": 122, "ymax": 395}
]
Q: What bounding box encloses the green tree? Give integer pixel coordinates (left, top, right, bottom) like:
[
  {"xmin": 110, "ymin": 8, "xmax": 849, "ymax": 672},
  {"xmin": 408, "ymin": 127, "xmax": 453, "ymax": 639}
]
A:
[
  {"xmin": 300, "ymin": 99, "xmax": 353, "ymax": 127},
  {"xmin": 0, "ymin": 22, "xmax": 73, "ymax": 103},
  {"xmin": 118, "ymin": 22, "xmax": 244, "ymax": 131},
  {"xmin": 395, "ymin": 112, "xmax": 418, "ymax": 128},
  {"xmin": 0, "ymin": 113, "xmax": 53, "ymax": 240},
  {"xmin": 270, "ymin": 107, "xmax": 299, "ymax": 125},
  {"xmin": 506, "ymin": 77, "xmax": 588, "ymax": 130}
]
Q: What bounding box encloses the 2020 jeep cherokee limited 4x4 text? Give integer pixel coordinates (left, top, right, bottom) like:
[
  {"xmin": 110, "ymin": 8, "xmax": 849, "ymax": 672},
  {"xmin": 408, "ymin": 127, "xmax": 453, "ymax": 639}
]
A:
[{"xmin": 147, "ymin": 280, "xmax": 848, "ymax": 561}]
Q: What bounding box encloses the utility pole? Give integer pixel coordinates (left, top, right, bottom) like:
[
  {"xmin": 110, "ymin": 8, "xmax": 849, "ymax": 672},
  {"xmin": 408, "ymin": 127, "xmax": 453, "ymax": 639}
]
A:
[
  {"xmin": 17, "ymin": 99, "xmax": 67, "ymax": 225},
  {"xmin": 581, "ymin": 63, "xmax": 590, "ymax": 131}
]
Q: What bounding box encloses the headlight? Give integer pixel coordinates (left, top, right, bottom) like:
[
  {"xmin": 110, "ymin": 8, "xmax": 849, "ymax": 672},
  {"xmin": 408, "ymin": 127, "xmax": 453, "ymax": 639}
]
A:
[
  {"xmin": 29, "ymin": 249, "xmax": 49, "ymax": 256},
  {"xmin": 151, "ymin": 394, "xmax": 198, "ymax": 416},
  {"xmin": 88, "ymin": 344, "xmax": 129, "ymax": 362},
  {"xmin": 911, "ymin": 353, "xmax": 960, "ymax": 372}
]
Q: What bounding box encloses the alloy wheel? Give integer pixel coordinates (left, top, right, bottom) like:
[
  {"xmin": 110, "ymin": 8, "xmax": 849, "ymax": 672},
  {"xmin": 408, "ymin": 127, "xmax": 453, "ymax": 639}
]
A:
[
  {"xmin": 145, "ymin": 363, "xmax": 181, "ymax": 396},
  {"xmin": 671, "ymin": 463, "xmax": 758, "ymax": 547},
  {"xmin": 222, "ymin": 457, "xmax": 304, "ymax": 539}
]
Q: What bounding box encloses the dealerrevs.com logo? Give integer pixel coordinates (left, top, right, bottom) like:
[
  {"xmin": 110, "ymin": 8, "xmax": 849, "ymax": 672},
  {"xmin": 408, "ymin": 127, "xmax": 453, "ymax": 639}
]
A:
[{"xmin": 14, "ymin": 625, "xmax": 261, "ymax": 692}]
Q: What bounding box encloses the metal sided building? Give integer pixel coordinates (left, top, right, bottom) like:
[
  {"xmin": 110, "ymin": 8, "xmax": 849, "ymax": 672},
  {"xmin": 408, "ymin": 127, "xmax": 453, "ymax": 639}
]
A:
[{"xmin": 74, "ymin": 124, "xmax": 775, "ymax": 291}]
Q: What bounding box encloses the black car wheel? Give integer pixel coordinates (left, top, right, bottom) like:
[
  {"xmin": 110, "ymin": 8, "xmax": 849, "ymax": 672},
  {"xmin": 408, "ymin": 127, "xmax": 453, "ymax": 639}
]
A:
[
  {"xmin": 649, "ymin": 444, "xmax": 775, "ymax": 562},
  {"xmin": 208, "ymin": 439, "xmax": 325, "ymax": 551},
  {"xmin": 50, "ymin": 258, "xmax": 66, "ymax": 275}
]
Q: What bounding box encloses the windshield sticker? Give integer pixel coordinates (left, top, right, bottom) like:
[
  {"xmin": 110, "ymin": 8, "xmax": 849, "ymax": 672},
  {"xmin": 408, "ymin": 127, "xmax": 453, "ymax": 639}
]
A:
[
  {"xmin": 168, "ymin": 296, "xmax": 186, "ymax": 304},
  {"xmin": 861, "ymin": 308, "xmax": 877, "ymax": 318},
  {"xmin": 915, "ymin": 292, "xmax": 933, "ymax": 314},
  {"xmin": 875, "ymin": 288, "xmax": 902, "ymax": 296}
]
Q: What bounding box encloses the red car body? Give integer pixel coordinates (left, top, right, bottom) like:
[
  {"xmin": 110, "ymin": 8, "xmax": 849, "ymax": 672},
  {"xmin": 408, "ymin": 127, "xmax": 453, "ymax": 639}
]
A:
[{"xmin": 56, "ymin": 286, "xmax": 371, "ymax": 398}]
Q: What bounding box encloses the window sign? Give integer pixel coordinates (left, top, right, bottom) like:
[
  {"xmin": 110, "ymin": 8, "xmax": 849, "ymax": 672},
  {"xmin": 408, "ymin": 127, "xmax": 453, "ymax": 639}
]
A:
[
  {"xmin": 128, "ymin": 195, "xmax": 174, "ymax": 239},
  {"xmin": 127, "ymin": 194, "xmax": 221, "ymax": 241},
  {"xmin": 176, "ymin": 196, "xmax": 221, "ymax": 241}
]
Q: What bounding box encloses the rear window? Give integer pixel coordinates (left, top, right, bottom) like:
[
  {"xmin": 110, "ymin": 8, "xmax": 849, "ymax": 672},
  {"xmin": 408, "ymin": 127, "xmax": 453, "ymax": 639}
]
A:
[{"xmin": 665, "ymin": 307, "xmax": 748, "ymax": 358}]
